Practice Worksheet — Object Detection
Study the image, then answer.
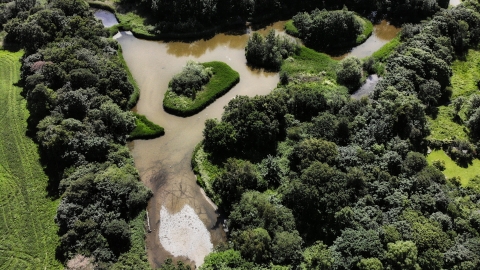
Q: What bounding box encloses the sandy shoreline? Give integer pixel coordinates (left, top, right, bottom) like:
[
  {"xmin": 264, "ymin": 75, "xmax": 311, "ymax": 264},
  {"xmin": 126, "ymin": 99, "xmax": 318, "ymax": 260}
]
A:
[{"xmin": 159, "ymin": 205, "xmax": 213, "ymax": 266}]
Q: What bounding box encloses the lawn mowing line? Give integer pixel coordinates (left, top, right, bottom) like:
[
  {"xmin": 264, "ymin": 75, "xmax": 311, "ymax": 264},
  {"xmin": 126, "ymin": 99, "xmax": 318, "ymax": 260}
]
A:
[{"xmin": 3, "ymin": 67, "xmax": 45, "ymax": 260}]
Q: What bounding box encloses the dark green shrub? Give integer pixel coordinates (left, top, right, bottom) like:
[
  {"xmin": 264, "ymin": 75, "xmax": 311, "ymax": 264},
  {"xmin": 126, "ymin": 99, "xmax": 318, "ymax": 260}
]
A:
[{"xmin": 169, "ymin": 60, "xmax": 212, "ymax": 98}]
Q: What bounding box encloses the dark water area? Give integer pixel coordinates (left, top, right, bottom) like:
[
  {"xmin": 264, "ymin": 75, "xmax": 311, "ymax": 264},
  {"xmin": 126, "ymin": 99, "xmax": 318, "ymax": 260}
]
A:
[
  {"xmin": 94, "ymin": 8, "xmax": 400, "ymax": 267},
  {"xmin": 351, "ymin": 74, "xmax": 380, "ymax": 99},
  {"xmin": 113, "ymin": 21, "xmax": 283, "ymax": 268},
  {"xmin": 93, "ymin": 10, "xmax": 118, "ymax": 28},
  {"xmin": 333, "ymin": 20, "xmax": 400, "ymax": 60}
]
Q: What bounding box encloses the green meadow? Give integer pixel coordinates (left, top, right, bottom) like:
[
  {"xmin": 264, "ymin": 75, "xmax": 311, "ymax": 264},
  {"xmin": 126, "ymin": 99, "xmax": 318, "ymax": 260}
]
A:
[
  {"xmin": 0, "ymin": 50, "xmax": 61, "ymax": 269},
  {"xmin": 427, "ymin": 149, "xmax": 480, "ymax": 186}
]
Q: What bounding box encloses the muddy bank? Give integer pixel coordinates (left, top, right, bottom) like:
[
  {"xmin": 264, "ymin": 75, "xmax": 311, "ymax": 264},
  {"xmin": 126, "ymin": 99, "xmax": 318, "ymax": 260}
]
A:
[
  {"xmin": 333, "ymin": 20, "xmax": 400, "ymax": 60},
  {"xmin": 115, "ymin": 23, "xmax": 282, "ymax": 268}
]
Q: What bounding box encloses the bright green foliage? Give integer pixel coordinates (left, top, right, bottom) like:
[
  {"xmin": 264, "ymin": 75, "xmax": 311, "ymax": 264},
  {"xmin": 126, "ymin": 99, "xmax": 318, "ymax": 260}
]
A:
[
  {"xmin": 372, "ymin": 36, "xmax": 401, "ymax": 62},
  {"xmin": 426, "ymin": 150, "xmax": 480, "ymax": 185},
  {"xmin": 201, "ymin": 249, "xmax": 250, "ymax": 270},
  {"xmin": 0, "ymin": 50, "xmax": 62, "ymax": 269},
  {"xmin": 163, "ymin": 61, "xmax": 239, "ymax": 116},
  {"xmin": 357, "ymin": 258, "xmax": 384, "ymax": 270},
  {"xmin": 111, "ymin": 211, "xmax": 151, "ymax": 270},
  {"xmin": 385, "ymin": 241, "xmax": 420, "ymax": 270},
  {"xmin": 301, "ymin": 241, "xmax": 333, "ymax": 270},
  {"xmin": 129, "ymin": 113, "xmax": 164, "ymax": 140},
  {"xmin": 233, "ymin": 228, "xmax": 271, "ymax": 264}
]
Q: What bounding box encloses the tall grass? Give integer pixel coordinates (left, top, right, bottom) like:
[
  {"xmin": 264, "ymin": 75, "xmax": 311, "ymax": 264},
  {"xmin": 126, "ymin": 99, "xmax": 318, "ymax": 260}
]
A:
[
  {"xmin": 281, "ymin": 46, "xmax": 338, "ymax": 79},
  {"xmin": 163, "ymin": 61, "xmax": 240, "ymax": 116},
  {"xmin": 129, "ymin": 113, "xmax": 165, "ymax": 140},
  {"xmin": 372, "ymin": 35, "xmax": 400, "ymax": 62},
  {"xmin": 0, "ymin": 50, "xmax": 62, "ymax": 269}
]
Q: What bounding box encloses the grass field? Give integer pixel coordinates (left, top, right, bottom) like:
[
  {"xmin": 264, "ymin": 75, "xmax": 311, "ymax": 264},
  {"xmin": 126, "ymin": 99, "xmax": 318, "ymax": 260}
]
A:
[
  {"xmin": 163, "ymin": 61, "xmax": 240, "ymax": 116},
  {"xmin": 0, "ymin": 50, "xmax": 62, "ymax": 269},
  {"xmin": 428, "ymin": 49, "xmax": 480, "ymax": 141},
  {"xmin": 427, "ymin": 149, "xmax": 480, "ymax": 186},
  {"xmin": 129, "ymin": 113, "xmax": 165, "ymax": 140}
]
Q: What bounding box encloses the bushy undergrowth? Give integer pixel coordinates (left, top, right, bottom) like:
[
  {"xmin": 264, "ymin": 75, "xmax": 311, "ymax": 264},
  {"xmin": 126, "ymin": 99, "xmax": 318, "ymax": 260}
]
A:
[
  {"xmin": 163, "ymin": 61, "xmax": 239, "ymax": 116},
  {"xmin": 129, "ymin": 113, "xmax": 164, "ymax": 140}
]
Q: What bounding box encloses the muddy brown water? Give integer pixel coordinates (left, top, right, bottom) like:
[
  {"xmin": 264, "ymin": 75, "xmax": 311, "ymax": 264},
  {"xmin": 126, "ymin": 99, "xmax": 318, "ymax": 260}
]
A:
[
  {"xmin": 99, "ymin": 9, "xmax": 401, "ymax": 267},
  {"xmin": 114, "ymin": 25, "xmax": 282, "ymax": 268},
  {"xmin": 333, "ymin": 20, "xmax": 400, "ymax": 60}
]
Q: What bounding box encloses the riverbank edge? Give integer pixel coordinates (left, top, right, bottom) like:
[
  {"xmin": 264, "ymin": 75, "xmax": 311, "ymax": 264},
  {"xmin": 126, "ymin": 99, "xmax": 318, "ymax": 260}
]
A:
[
  {"xmin": 128, "ymin": 112, "xmax": 165, "ymax": 140},
  {"xmin": 284, "ymin": 14, "xmax": 374, "ymax": 47},
  {"xmin": 88, "ymin": 1, "xmax": 295, "ymax": 41},
  {"xmin": 163, "ymin": 61, "xmax": 240, "ymax": 117}
]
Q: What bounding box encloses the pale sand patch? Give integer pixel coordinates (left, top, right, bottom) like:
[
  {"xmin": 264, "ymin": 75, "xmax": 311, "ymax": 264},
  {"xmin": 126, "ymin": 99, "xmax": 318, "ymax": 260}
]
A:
[{"xmin": 159, "ymin": 205, "xmax": 213, "ymax": 266}]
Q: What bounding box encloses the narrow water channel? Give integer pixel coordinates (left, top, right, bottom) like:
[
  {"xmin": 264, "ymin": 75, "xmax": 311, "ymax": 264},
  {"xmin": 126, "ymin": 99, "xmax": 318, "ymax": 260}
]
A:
[
  {"xmin": 95, "ymin": 9, "xmax": 401, "ymax": 267},
  {"xmin": 333, "ymin": 20, "xmax": 400, "ymax": 60},
  {"xmin": 114, "ymin": 26, "xmax": 282, "ymax": 268}
]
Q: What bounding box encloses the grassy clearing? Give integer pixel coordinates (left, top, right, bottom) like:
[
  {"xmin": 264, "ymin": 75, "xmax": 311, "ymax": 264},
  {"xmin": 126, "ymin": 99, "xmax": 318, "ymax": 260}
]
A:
[
  {"xmin": 163, "ymin": 61, "xmax": 240, "ymax": 117},
  {"xmin": 372, "ymin": 35, "xmax": 400, "ymax": 62},
  {"xmin": 282, "ymin": 46, "xmax": 338, "ymax": 78},
  {"xmin": 281, "ymin": 47, "xmax": 349, "ymax": 96},
  {"xmin": 450, "ymin": 49, "xmax": 480, "ymax": 99},
  {"xmin": 355, "ymin": 16, "xmax": 373, "ymax": 45},
  {"xmin": 427, "ymin": 105, "xmax": 468, "ymax": 141},
  {"xmin": 427, "ymin": 149, "xmax": 480, "ymax": 186},
  {"xmin": 129, "ymin": 113, "xmax": 164, "ymax": 140},
  {"xmin": 428, "ymin": 49, "xmax": 480, "ymax": 141},
  {"xmin": 284, "ymin": 20, "xmax": 299, "ymax": 36},
  {"xmin": 0, "ymin": 50, "xmax": 62, "ymax": 269}
]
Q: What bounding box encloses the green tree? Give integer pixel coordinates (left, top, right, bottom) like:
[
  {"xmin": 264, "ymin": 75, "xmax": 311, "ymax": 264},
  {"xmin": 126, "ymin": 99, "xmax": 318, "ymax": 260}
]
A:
[
  {"xmin": 357, "ymin": 258, "xmax": 384, "ymax": 270},
  {"xmin": 337, "ymin": 56, "xmax": 363, "ymax": 92},
  {"xmin": 233, "ymin": 228, "xmax": 271, "ymax": 264},
  {"xmin": 385, "ymin": 241, "xmax": 420, "ymax": 270},
  {"xmin": 301, "ymin": 241, "xmax": 333, "ymax": 270}
]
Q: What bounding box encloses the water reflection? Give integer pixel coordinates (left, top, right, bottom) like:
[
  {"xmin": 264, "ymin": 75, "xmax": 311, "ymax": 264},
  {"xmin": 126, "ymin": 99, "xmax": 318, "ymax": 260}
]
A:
[
  {"xmin": 116, "ymin": 22, "xmax": 282, "ymax": 268},
  {"xmin": 93, "ymin": 10, "xmax": 118, "ymax": 27},
  {"xmin": 333, "ymin": 20, "xmax": 400, "ymax": 60}
]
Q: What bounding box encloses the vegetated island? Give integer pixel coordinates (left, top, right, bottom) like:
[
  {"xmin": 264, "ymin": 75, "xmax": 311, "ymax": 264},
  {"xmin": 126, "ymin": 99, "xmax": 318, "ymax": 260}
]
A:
[
  {"xmin": 163, "ymin": 61, "xmax": 240, "ymax": 117},
  {"xmin": 129, "ymin": 112, "xmax": 165, "ymax": 140},
  {"xmin": 285, "ymin": 8, "xmax": 373, "ymax": 53}
]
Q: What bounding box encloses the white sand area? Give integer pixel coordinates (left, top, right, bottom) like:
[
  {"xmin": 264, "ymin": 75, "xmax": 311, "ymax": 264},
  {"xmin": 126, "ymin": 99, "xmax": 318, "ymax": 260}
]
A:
[{"xmin": 159, "ymin": 205, "xmax": 213, "ymax": 266}]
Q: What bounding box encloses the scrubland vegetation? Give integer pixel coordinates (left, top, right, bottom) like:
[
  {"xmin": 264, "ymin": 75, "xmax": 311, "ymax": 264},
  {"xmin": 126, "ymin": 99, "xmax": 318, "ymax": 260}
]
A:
[{"xmin": 163, "ymin": 61, "xmax": 240, "ymax": 116}]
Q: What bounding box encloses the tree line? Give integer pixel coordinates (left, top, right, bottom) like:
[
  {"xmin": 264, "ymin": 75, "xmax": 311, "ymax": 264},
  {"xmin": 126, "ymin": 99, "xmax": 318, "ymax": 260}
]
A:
[
  {"xmin": 119, "ymin": 0, "xmax": 448, "ymax": 35},
  {"xmin": 1, "ymin": 0, "xmax": 151, "ymax": 268}
]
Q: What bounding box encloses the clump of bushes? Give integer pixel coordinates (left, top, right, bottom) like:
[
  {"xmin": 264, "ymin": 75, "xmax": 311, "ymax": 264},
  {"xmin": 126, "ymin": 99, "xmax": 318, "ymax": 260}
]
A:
[
  {"xmin": 170, "ymin": 60, "xmax": 213, "ymax": 98},
  {"xmin": 292, "ymin": 8, "xmax": 363, "ymax": 51},
  {"xmin": 336, "ymin": 56, "xmax": 363, "ymax": 92},
  {"xmin": 245, "ymin": 30, "xmax": 298, "ymax": 71}
]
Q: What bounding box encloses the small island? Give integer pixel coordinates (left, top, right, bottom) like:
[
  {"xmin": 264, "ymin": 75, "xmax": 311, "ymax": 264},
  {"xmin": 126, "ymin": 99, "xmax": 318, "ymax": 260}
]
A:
[
  {"xmin": 286, "ymin": 8, "xmax": 373, "ymax": 53},
  {"xmin": 128, "ymin": 113, "xmax": 165, "ymax": 140},
  {"xmin": 163, "ymin": 61, "xmax": 240, "ymax": 117}
]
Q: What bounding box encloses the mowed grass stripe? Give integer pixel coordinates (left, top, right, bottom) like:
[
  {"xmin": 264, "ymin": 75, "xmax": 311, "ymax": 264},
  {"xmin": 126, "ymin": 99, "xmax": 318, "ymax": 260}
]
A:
[{"xmin": 0, "ymin": 50, "xmax": 61, "ymax": 269}]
